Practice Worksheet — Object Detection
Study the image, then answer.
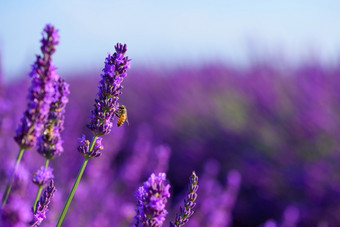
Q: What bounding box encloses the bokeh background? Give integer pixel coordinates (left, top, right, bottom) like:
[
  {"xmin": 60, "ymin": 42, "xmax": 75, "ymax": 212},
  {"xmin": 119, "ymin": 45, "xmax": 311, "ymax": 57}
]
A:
[{"xmin": 1, "ymin": 0, "xmax": 340, "ymax": 226}]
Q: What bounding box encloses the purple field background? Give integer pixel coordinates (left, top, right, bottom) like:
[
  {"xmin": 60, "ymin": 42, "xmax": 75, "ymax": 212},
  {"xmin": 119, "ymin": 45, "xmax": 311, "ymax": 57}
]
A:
[{"xmin": 1, "ymin": 59, "xmax": 340, "ymax": 226}]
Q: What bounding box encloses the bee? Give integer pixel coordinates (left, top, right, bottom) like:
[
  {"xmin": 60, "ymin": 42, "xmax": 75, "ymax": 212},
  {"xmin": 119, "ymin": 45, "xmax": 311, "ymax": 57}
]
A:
[
  {"xmin": 43, "ymin": 123, "xmax": 54, "ymax": 141},
  {"xmin": 115, "ymin": 105, "xmax": 129, "ymax": 127}
]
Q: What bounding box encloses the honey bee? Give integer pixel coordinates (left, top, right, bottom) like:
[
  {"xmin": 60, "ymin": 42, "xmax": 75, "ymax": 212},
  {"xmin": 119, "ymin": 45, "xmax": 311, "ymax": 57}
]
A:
[
  {"xmin": 43, "ymin": 123, "xmax": 54, "ymax": 141},
  {"xmin": 115, "ymin": 105, "xmax": 129, "ymax": 127}
]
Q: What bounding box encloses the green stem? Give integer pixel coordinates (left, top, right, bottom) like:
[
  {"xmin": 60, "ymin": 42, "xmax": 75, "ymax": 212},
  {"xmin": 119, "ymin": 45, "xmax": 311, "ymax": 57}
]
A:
[
  {"xmin": 89, "ymin": 135, "xmax": 98, "ymax": 151},
  {"xmin": 33, "ymin": 186, "xmax": 43, "ymax": 212},
  {"xmin": 56, "ymin": 135, "xmax": 97, "ymax": 227},
  {"xmin": 56, "ymin": 158, "xmax": 89, "ymax": 227},
  {"xmin": 32, "ymin": 158, "xmax": 51, "ymax": 212},
  {"xmin": 44, "ymin": 159, "xmax": 50, "ymax": 168},
  {"xmin": 1, "ymin": 147, "xmax": 25, "ymax": 207}
]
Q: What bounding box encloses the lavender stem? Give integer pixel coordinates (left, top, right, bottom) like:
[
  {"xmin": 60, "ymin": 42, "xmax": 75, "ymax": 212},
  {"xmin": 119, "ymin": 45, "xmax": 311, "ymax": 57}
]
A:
[
  {"xmin": 33, "ymin": 159, "xmax": 50, "ymax": 212},
  {"xmin": 44, "ymin": 159, "xmax": 49, "ymax": 168},
  {"xmin": 56, "ymin": 135, "xmax": 97, "ymax": 227},
  {"xmin": 1, "ymin": 147, "xmax": 25, "ymax": 207},
  {"xmin": 33, "ymin": 186, "xmax": 43, "ymax": 213}
]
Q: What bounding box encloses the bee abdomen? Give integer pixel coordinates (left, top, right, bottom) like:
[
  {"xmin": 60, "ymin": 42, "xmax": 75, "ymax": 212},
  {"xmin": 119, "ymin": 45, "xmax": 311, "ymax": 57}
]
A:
[{"xmin": 117, "ymin": 116, "xmax": 126, "ymax": 127}]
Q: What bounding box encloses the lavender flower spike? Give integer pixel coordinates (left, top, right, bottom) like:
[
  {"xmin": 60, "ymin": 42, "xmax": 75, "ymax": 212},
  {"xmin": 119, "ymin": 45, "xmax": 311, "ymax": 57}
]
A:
[
  {"xmin": 32, "ymin": 166, "xmax": 54, "ymax": 187},
  {"xmin": 87, "ymin": 43, "xmax": 131, "ymax": 136},
  {"xmin": 37, "ymin": 78, "xmax": 70, "ymax": 159},
  {"xmin": 135, "ymin": 173, "xmax": 171, "ymax": 227},
  {"xmin": 170, "ymin": 171, "xmax": 199, "ymax": 227},
  {"xmin": 2, "ymin": 24, "xmax": 59, "ymax": 208},
  {"xmin": 56, "ymin": 44, "xmax": 131, "ymax": 227},
  {"xmin": 15, "ymin": 24, "xmax": 59, "ymax": 149},
  {"xmin": 31, "ymin": 180, "xmax": 56, "ymax": 227}
]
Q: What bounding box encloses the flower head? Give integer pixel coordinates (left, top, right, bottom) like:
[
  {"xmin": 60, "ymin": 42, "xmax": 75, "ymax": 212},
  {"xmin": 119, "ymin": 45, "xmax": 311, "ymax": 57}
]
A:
[
  {"xmin": 87, "ymin": 43, "xmax": 131, "ymax": 136},
  {"xmin": 32, "ymin": 166, "xmax": 54, "ymax": 187},
  {"xmin": 14, "ymin": 24, "xmax": 60, "ymax": 149},
  {"xmin": 170, "ymin": 171, "xmax": 199, "ymax": 227},
  {"xmin": 37, "ymin": 78, "xmax": 70, "ymax": 159},
  {"xmin": 135, "ymin": 173, "xmax": 171, "ymax": 227},
  {"xmin": 31, "ymin": 180, "xmax": 56, "ymax": 226},
  {"xmin": 78, "ymin": 135, "xmax": 103, "ymax": 159}
]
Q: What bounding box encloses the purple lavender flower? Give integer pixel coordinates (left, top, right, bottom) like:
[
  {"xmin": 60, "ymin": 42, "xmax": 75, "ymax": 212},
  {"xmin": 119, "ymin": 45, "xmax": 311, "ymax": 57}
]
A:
[
  {"xmin": 32, "ymin": 166, "xmax": 54, "ymax": 187},
  {"xmin": 87, "ymin": 43, "xmax": 131, "ymax": 136},
  {"xmin": 78, "ymin": 135, "xmax": 103, "ymax": 158},
  {"xmin": 37, "ymin": 78, "xmax": 70, "ymax": 159},
  {"xmin": 170, "ymin": 171, "xmax": 199, "ymax": 227},
  {"xmin": 40, "ymin": 24, "xmax": 59, "ymax": 56},
  {"xmin": 31, "ymin": 180, "xmax": 56, "ymax": 227},
  {"xmin": 14, "ymin": 24, "xmax": 59, "ymax": 149},
  {"xmin": 135, "ymin": 173, "xmax": 171, "ymax": 227}
]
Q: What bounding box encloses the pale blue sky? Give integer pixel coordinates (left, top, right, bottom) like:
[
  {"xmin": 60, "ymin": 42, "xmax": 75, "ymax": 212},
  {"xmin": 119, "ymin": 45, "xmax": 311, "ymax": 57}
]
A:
[{"xmin": 1, "ymin": 0, "xmax": 340, "ymax": 81}]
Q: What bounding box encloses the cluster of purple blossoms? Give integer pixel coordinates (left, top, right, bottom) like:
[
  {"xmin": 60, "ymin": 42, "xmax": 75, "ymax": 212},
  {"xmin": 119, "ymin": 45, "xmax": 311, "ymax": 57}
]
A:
[
  {"xmin": 87, "ymin": 43, "xmax": 131, "ymax": 136},
  {"xmin": 170, "ymin": 171, "xmax": 199, "ymax": 227},
  {"xmin": 14, "ymin": 24, "xmax": 60, "ymax": 149},
  {"xmin": 135, "ymin": 173, "xmax": 171, "ymax": 227},
  {"xmin": 78, "ymin": 135, "xmax": 104, "ymax": 158},
  {"xmin": 31, "ymin": 180, "xmax": 56, "ymax": 226},
  {"xmin": 32, "ymin": 167, "xmax": 54, "ymax": 187},
  {"xmin": 37, "ymin": 78, "xmax": 70, "ymax": 159}
]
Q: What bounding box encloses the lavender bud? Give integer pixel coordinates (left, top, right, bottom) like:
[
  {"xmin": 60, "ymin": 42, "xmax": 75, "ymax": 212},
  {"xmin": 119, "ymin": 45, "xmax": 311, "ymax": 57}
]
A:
[
  {"xmin": 32, "ymin": 166, "xmax": 54, "ymax": 187},
  {"xmin": 78, "ymin": 135, "xmax": 103, "ymax": 159},
  {"xmin": 170, "ymin": 171, "xmax": 199, "ymax": 227},
  {"xmin": 87, "ymin": 43, "xmax": 131, "ymax": 136},
  {"xmin": 41, "ymin": 24, "xmax": 59, "ymax": 56},
  {"xmin": 135, "ymin": 173, "xmax": 171, "ymax": 227},
  {"xmin": 14, "ymin": 24, "xmax": 59, "ymax": 149},
  {"xmin": 31, "ymin": 180, "xmax": 56, "ymax": 226}
]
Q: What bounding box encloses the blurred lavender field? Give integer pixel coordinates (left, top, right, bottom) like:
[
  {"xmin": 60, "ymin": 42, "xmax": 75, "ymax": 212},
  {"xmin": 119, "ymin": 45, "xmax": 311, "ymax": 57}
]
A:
[{"xmin": 1, "ymin": 60, "xmax": 340, "ymax": 226}]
